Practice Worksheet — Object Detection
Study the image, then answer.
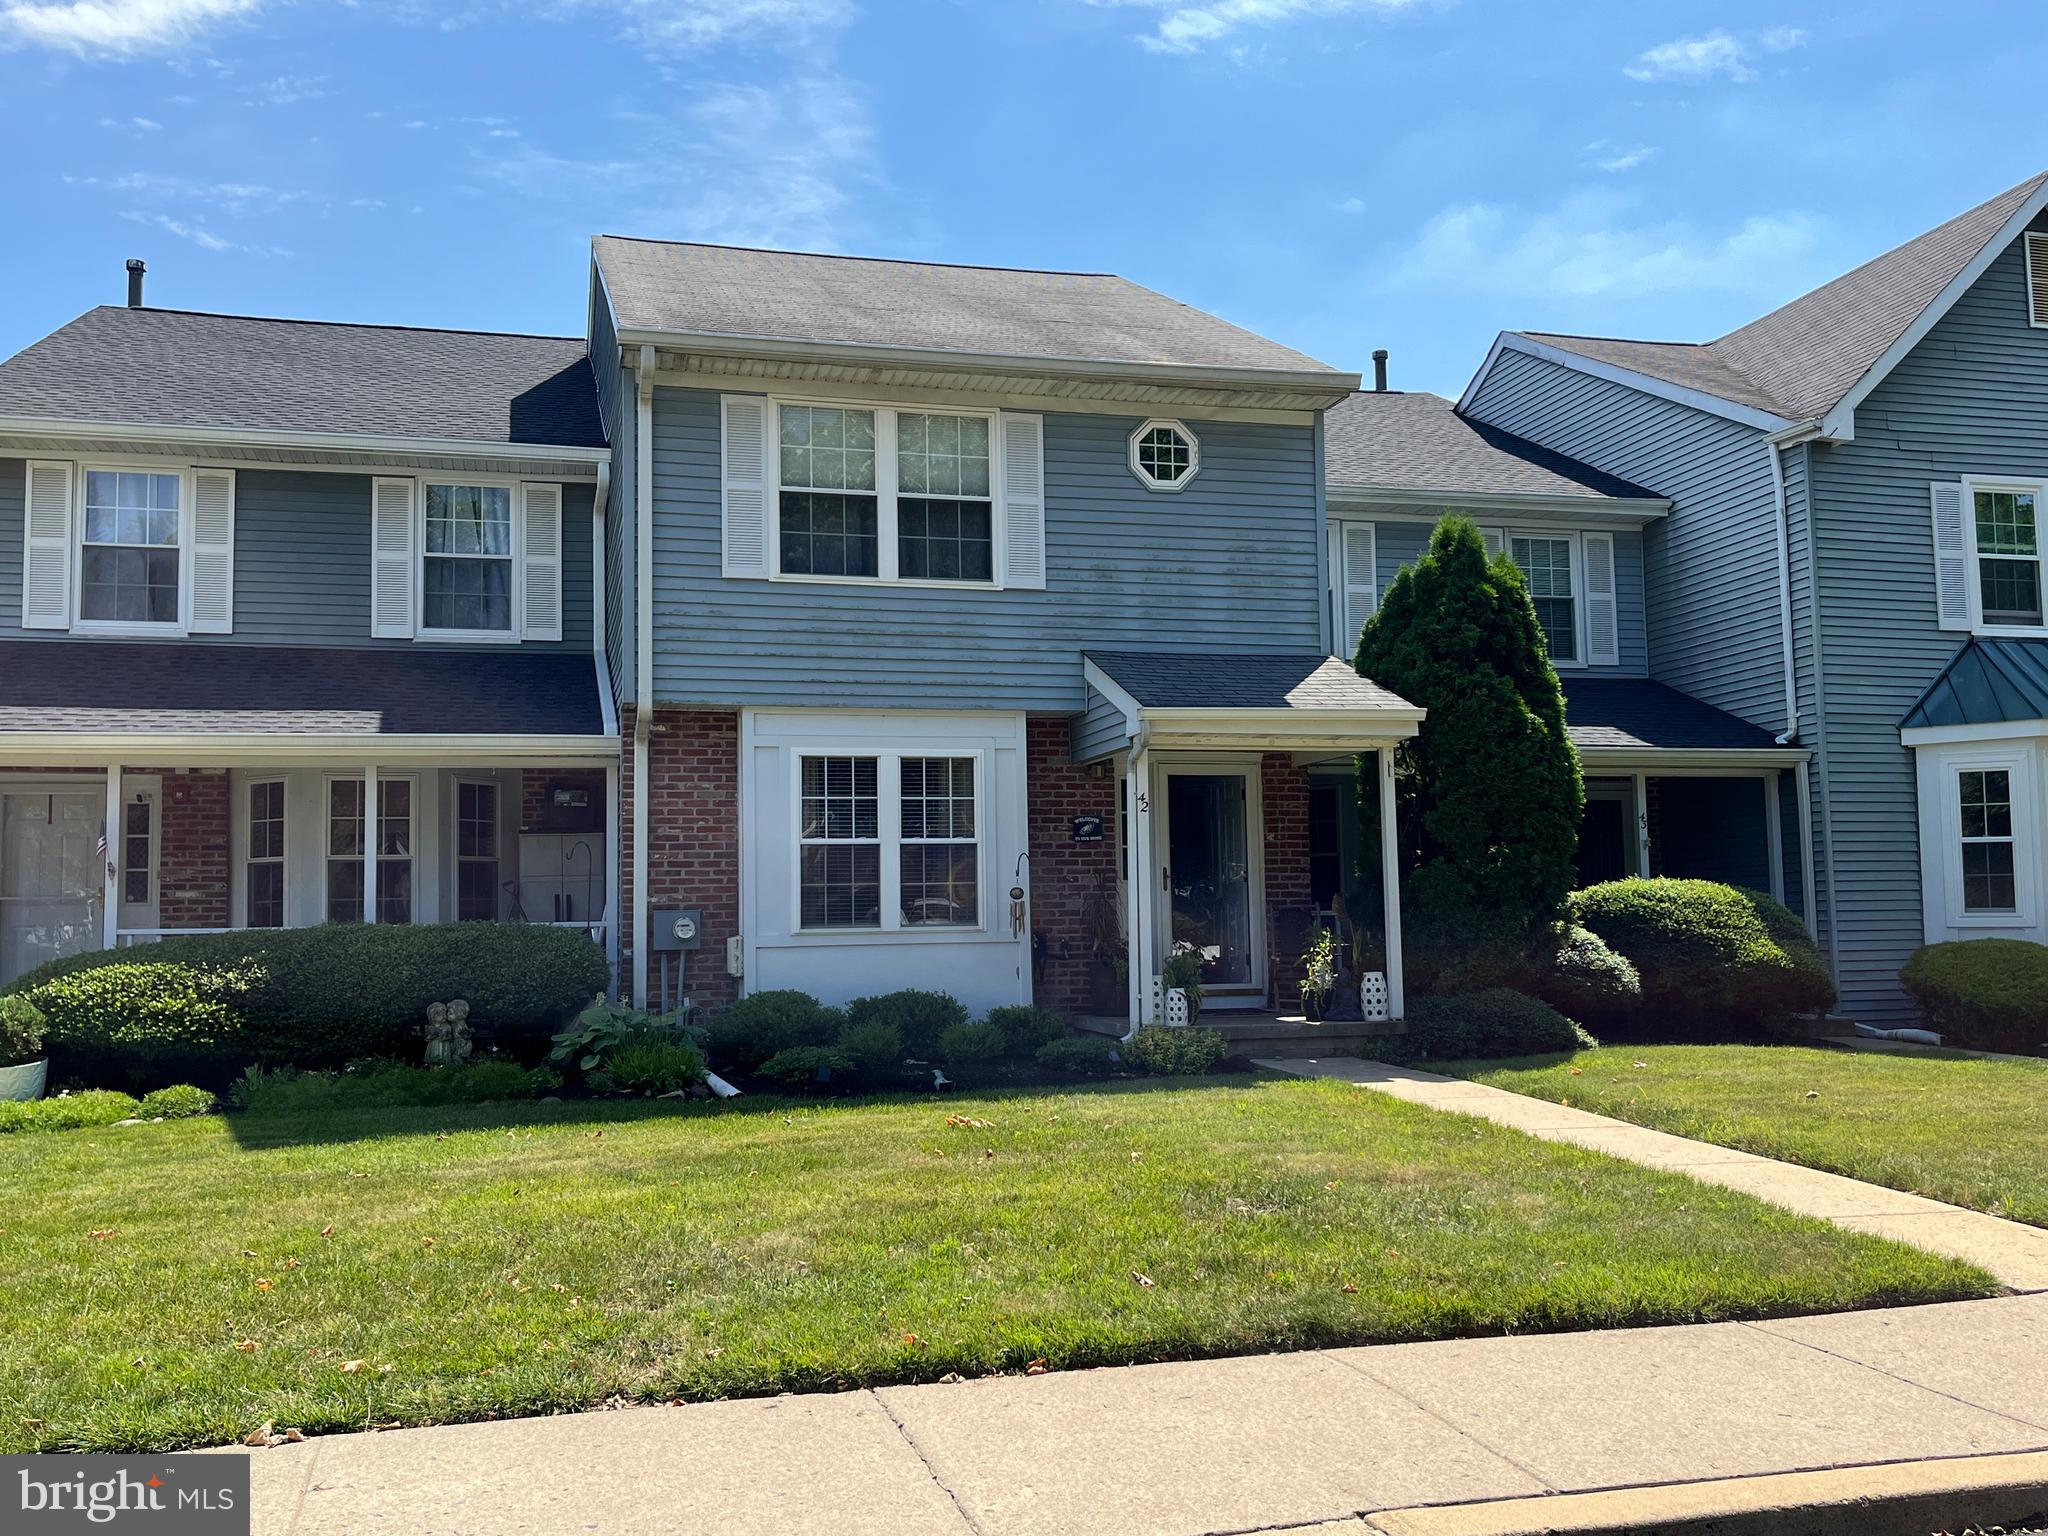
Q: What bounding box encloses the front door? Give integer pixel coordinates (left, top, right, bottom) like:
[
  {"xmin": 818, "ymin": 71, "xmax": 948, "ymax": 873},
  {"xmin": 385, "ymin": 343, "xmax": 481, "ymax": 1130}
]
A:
[
  {"xmin": 0, "ymin": 789, "xmax": 103, "ymax": 987},
  {"xmin": 1577, "ymin": 781, "xmax": 1637, "ymax": 887},
  {"xmin": 1158, "ymin": 765, "xmax": 1263, "ymax": 1004}
]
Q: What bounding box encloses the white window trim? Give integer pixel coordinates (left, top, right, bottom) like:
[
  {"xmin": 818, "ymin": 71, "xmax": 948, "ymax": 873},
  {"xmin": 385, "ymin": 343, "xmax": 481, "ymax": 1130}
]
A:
[
  {"xmin": 1128, "ymin": 418, "xmax": 1200, "ymax": 493},
  {"xmin": 1938, "ymin": 747, "xmax": 2036, "ymax": 926},
  {"xmin": 70, "ymin": 462, "xmax": 194, "ymax": 638},
  {"xmin": 1504, "ymin": 528, "xmax": 1586, "ymax": 669},
  {"xmin": 322, "ymin": 773, "xmax": 418, "ymax": 924},
  {"xmin": 119, "ymin": 782, "xmax": 160, "ymax": 910},
  {"xmin": 453, "ymin": 776, "xmax": 504, "ymax": 921},
  {"xmin": 415, "ymin": 475, "xmax": 525, "ymax": 644},
  {"xmin": 244, "ymin": 777, "xmax": 288, "ymax": 929},
  {"xmin": 788, "ymin": 747, "xmax": 987, "ymax": 937},
  {"xmin": 1960, "ymin": 476, "xmax": 2048, "ymax": 637},
  {"xmin": 768, "ymin": 396, "xmax": 1002, "ymax": 590}
]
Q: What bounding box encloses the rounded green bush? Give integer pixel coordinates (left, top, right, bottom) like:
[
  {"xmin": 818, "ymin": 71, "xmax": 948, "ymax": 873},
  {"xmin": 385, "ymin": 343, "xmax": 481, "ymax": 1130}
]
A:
[
  {"xmin": 755, "ymin": 1045, "xmax": 854, "ymax": 1087},
  {"xmin": 1383, "ymin": 989, "xmax": 1593, "ymax": 1063},
  {"xmin": 983, "ymin": 1005, "xmax": 1067, "ymax": 1058},
  {"xmin": 834, "ymin": 1019, "xmax": 904, "ymax": 1072},
  {"xmin": 1533, "ymin": 925, "xmax": 1642, "ymax": 1023},
  {"xmin": 937, "ymin": 1021, "xmax": 1006, "ymax": 1064},
  {"xmin": 605, "ymin": 1033, "xmax": 709, "ymax": 1094},
  {"xmin": 845, "ymin": 990, "xmax": 969, "ymax": 1058},
  {"xmin": 1572, "ymin": 878, "xmax": 1832, "ymax": 1034},
  {"xmin": 0, "ymin": 1089, "xmax": 141, "ymax": 1135},
  {"xmin": 1035, "ymin": 1036, "xmax": 1121, "ymax": 1074},
  {"xmin": 1123, "ymin": 1025, "xmax": 1229, "ymax": 1076},
  {"xmin": 0, "ymin": 995, "xmax": 46, "ymax": 1066},
  {"xmin": 1901, "ymin": 939, "xmax": 2048, "ymax": 1053},
  {"xmin": 138, "ymin": 1084, "xmax": 216, "ymax": 1119},
  {"xmin": 20, "ymin": 961, "xmax": 261, "ymax": 1086},
  {"xmin": 706, "ymin": 990, "xmax": 843, "ymax": 1072}
]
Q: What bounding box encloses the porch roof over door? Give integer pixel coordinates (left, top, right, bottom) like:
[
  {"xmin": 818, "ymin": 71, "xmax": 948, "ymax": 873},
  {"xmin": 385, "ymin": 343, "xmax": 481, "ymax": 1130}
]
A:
[
  {"xmin": 1076, "ymin": 650, "xmax": 1422, "ymax": 758},
  {"xmin": 0, "ymin": 640, "xmax": 616, "ymax": 761}
]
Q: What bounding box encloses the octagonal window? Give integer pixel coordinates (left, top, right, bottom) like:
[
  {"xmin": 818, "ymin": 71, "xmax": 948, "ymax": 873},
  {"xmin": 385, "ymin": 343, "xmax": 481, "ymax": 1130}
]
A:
[{"xmin": 1130, "ymin": 420, "xmax": 1198, "ymax": 491}]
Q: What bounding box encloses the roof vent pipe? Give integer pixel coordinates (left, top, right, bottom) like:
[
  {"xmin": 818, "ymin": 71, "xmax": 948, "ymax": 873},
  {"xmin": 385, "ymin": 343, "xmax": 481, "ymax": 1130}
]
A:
[
  {"xmin": 125, "ymin": 258, "xmax": 146, "ymax": 308},
  {"xmin": 1372, "ymin": 349, "xmax": 1389, "ymax": 392}
]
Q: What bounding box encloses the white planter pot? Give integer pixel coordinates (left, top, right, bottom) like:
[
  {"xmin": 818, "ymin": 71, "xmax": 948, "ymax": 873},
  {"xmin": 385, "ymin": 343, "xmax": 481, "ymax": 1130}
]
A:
[{"xmin": 0, "ymin": 1058, "xmax": 48, "ymax": 1102}]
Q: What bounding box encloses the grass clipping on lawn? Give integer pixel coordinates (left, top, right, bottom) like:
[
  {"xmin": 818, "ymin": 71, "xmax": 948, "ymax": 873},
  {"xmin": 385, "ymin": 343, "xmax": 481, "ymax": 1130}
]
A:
[
  {"xmin": 1462, "ymin": 1043, "xmax": 2048, "ymax": 1229},
  {"xmin": 0, "ymin": 1075, "xmax": 1997, "ymax": 1452}
]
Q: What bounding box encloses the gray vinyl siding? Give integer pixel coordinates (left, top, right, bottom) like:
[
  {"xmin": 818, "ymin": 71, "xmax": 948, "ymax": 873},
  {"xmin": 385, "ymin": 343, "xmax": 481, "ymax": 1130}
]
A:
[
  {"xmin": 648, "ymin": 388, "xmax": 1323, "ymax": 709},
  {"xmin": 589, "ymin": 275, "xmax": 635, "ymax": 704},
  {"xmin": 1072, "ymin": 687, "xmax": 1132, "ymax": 762},
  {"xmin": 0, "ymin": 458, "xmax": 594, "ymax": 652},
  {"xmin": 1353, "ymin": 510, "xmax": 1647, "ymax": 675},
  {"xmin": 1804, "ymin": 216, "xmax": 2048, "ymax": 1024},
  {"xmin": 1466, "ymin": 350, "xmax": 1786, "ymax": 729}
]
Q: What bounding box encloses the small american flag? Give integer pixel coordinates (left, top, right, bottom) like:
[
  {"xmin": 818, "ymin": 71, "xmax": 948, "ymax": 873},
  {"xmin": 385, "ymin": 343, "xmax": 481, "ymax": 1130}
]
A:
[{"xmin": 96, "ymin": 819, "xmax": 108, "ymax": 862}]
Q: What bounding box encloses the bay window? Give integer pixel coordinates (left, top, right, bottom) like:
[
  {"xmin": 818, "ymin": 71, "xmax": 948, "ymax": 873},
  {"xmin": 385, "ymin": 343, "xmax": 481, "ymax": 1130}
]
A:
[
  {"xmin": 796, "ymin": 751, "xmax": 983, "ymax": 932},
  {"xmin": 1957, "ymin": 767, "xmax": 2018, "ymax": 915}
]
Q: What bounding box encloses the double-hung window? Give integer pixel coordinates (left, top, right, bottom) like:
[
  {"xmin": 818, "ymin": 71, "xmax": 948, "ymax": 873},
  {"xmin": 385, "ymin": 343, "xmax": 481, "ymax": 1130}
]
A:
[
  {"xmin": 1509, "ymin": 534, "xmax": 1579, "ymax": 663},
  {"xmin": 324, "ymin": 778, "xmax": 414, "ymax": 923},
  {"xmin": 80, "ymin": 470, "xmax": 181, "ymax": 628},
  {"xmin": 775, "ymin": 403, "xmax": 997, "ymax": 585},
  {"xmin": 422, "ymin": 483, "xmax": 515, "ymax": 636},
  {"xmin": 456, "ymin": 781, "xmax": 501, "ymax": 921},
  {"xmin": 1957, "ymin": 767, "xmax": 2019, "ymax": 915},
  {"xmin": 246, "ymin": 781, "xmax": 286, "ymax": 929},
  {"xmin": 796, "ymin": 752, "xmax": 983, "ymax": 932},
  {"xmin": 1973, "ymin": 486, "xmax": 2043, "ymax": 628}
]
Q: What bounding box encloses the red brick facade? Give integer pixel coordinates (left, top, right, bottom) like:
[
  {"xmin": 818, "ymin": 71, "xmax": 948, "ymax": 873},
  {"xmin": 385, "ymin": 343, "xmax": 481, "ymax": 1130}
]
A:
[
  {"xmin": 1024, "ymin": 717, "xmax": 1120, "ymax": 1012},
  {"xmin": 155, "ymin": 769, "xmax": 230, "ymax": 928},
  {"xmin": 1260, "ymin": 753, "xmax": 1314, "ymax": 999},
  {"xmin": 619, "ymin": 706, "xmax": 742, "ymax": 1015}
]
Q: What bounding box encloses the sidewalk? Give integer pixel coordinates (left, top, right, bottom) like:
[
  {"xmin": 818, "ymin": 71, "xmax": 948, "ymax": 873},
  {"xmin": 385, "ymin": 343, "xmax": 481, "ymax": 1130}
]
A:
[
  {"xmin": 1256, "ymin": 1056, "xmax": 2048, "ymax": 1292},
  {"xmin": 236, "ymin": 1294, "xmax": 2048, "ymax": 1535}
]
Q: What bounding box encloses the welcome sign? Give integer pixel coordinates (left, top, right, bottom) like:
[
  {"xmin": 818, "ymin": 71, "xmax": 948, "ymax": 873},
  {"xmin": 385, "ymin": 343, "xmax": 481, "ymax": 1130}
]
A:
[{"xmin": 3, "ymin": 1456, "xmax": 250, "ymax": 1534}]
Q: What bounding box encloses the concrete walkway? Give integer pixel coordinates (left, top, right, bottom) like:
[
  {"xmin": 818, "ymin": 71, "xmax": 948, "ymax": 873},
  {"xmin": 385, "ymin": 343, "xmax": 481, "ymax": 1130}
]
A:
[
  {"xmin": 1256, "ymin": 1056, "xmax": 2048, "ymax": 1292},
  {"xmin": 235, "ymin": 1295, "xmax": 2048, "ymax": 1535}
]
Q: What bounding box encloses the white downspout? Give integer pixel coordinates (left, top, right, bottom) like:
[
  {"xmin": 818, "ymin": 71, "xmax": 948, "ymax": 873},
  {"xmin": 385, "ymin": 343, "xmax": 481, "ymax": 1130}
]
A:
[
  {"xmin": 1766, "ymin": 421, "xmax": 1828, "ymax": 941},
  {"xmin": 631, "ymin": 344, "xmax": 655, "ymax": 1008},
  {"xmin": 1762, "ymin": 434, "xmax": 1802, "ymax": 746}
]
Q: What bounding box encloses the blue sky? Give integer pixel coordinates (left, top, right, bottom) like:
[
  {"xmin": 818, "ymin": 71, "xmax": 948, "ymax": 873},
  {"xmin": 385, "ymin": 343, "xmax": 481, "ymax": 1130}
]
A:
[{"xmin": 1, "ymin": 0, "xmax": 2042, "ymax": 397}]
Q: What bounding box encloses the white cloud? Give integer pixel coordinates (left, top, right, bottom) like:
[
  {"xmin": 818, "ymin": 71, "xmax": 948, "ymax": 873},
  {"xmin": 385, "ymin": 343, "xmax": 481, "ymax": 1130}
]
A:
[
  {"xmin": 120, "ymin": 208, "xmax": 289, "ymax": 255},
  {"xmin": 1623, "ymin": 24, "xmax": 1806, "ymax": 84},
  {"xmin": 248, "ymin": 72, "xmax": 326, "ymax": 105},
  {"xmin": 0, "ymin": 0, "xmax": 260, "ymax": 56},
  {"xmin": 1585, "ymin": 139, "xmax": 1657, "ymax": 173},
  {"xmin": 556, "ymin": 0, "xmax": 850, "ymax": 51},
  {"xmin": 1381, "ymin": 192, "xmax": 1830, "ymax": 300},
  {"xmin": 1334, "ymin": 194, "xmax": 1365, "ymax": 215},
  {"xmin": 1093, "ymin": 0, "xmax": 1423, "ymax": 54}
]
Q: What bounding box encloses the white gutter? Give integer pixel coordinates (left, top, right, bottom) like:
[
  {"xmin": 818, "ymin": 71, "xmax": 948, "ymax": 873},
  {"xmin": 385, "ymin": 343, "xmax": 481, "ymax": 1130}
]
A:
[
  {"xmin": 1760, "ymin": 424, "xmax": 1819, "ymax": 746},
  {"xmin": 591, "ymin": 459, "xmax": 618, "ymax": 739},
  {"xmin": 631, "ymin": 344, "xmax": 656, "ymax": 1008},
  {"xmin": 1325, "ymin": 485, "xmax": 1673, "ymax": 521},
  {"xmin": 0, "ymin": 733, "xmax": 618, "ymax": 760},
  {"xmin": 0, "ymin": 414, "xmax": 611, "ymax": 464}
]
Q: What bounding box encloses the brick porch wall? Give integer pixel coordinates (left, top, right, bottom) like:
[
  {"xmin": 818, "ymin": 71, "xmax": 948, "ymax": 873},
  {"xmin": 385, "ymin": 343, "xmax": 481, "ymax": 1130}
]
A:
[
  {"xmin": 620, "ymin": 706, "xmax": 742, "ymax": 1016},
  {"xmin": 1262, "ymin": 754, "xmax": 1313, "ymax": 1000},
  {"xmin": 154, "ymin": 769, "xmax": 230, "ymax": 928},
  {"xmin": 1025, "ymin": 717, "xmax": 1119, "ymax": 1013}
]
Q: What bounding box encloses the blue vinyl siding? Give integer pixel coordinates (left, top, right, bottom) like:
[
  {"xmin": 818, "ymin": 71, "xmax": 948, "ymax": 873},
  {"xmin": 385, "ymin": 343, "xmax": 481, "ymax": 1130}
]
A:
[
  {"xmin": 0, "ymin": 458, "xmax": 593, "ymax": 652},
  {"xmin": 589, "ymin": 274, "xmax": 635, "ymax": 704},
  {"xmin": 1072, "ymin": 686, "xmax": 1132, "ymax": 762},
  {"xmin": 648, "ymin": 387, "xmax": 1323, "ymax": 710},
  {"xmin": 1351, "ymin": 510, "xmax": 1647, "ymax": 675},
  {"xmin": 1804, "ymin": 216, "xmax": 2048, "ymax": 1024}
]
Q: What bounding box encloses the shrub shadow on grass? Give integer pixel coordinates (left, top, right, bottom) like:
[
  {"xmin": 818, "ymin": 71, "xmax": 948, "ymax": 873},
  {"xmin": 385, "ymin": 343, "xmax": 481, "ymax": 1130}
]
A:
[{"xmin": 221, "ymin": 1071, "xmax": 1256, "ymax": 1150}]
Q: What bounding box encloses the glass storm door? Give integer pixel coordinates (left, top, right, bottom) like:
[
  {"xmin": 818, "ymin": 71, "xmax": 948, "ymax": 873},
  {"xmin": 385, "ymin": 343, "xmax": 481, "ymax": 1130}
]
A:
[
  {"xmin": 1161, "ymin": 768, "xmax": 1260, "ymax": 997},
  {"xmin": 0, "ymin": 790, "xmax": 103, "ymax": 986}
]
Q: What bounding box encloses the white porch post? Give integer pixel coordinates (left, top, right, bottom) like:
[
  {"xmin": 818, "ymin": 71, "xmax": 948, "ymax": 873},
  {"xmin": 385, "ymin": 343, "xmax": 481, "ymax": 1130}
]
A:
[
  {"xmin": 1123, "ymin": 745, "xmax": 1152, "ymax": 1037},
  {"xmin": 1764, "ymin": 771, "xmax": 1786, "ymax": 904},
  {"xmin": 1377, "ymin": 746, "xmax": 1404, "ymax": 1021},
  {"xmin": 363, "ymin": 765, "xmax": 379, "ymax": 925},
  {"xmin": 604, "ymin": 758, "xmax": 622, "ymax": 995},
  {"xmin": 102, "ymin": 764, "xmax": 122, "ymax": 950},
  {"xmin": 1631, "ymin": 771, "xmax": 1652, "ymax": 878}
]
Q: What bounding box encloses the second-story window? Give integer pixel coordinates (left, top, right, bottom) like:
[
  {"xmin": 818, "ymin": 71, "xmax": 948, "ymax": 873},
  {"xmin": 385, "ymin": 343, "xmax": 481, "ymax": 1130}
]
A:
[
  {"xmin": 779, "ymin": 405, "xmax": 880, "ymax": 578},
  {"xmin": 81, "ymin": 471, "xmax": 180, "ymax": 627},
  {"xmin": 1510, "ymin": 535, "xmax": 1578, "ymax": 663},
  {"xmin": 423, "ymin": 483, "xmax": 514, "ymax": 634},
  {"xmin": 897, "ymin": 414, "xmax": 993, "ymax": 581},
  {"xmin": 1974, "ymin": 487, "xmax": 2042, "ymax": 627}
]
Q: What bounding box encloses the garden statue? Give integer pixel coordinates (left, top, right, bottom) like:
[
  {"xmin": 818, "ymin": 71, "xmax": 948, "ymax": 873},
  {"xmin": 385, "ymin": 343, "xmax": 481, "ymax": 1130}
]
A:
[{"xmin": 423, "ymin": 1000, "xmax": 473, "ymax": 1066}]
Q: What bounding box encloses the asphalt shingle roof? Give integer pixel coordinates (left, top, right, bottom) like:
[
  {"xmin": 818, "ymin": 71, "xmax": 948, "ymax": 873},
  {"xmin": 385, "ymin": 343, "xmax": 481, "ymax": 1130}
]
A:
[
  {"xmin": 1901, "ymin": 638, "xmax": 2048, "ymax": 730},
  {"xmin": 1323, "ymin": 390, "xmax": 1657, "ymax": 501},
  {"xmin": 593, "ymin": 237, "xmax": 1344, "ymax": 378},
  {"xmin": 0, "ymin": 307, "xmax": 606, "ymax": 448},
  {"xmin": 0, "ymin": 642, "xmax": 607, "ymax": 737},
  {"xmin": 1563, "ymin": 678, "xmax": 1784, "ymax": 753},
  {"xmin": 1524, "ymin": 171, "xmax": 2048, "ymax": 423},
  {"xmin": 1087, "ymin": 652, "xmax": 1415, "ymax": 713}
]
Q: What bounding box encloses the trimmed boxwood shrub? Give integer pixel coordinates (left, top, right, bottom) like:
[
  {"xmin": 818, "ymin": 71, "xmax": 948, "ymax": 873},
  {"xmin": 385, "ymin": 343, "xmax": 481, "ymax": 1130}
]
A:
[
  {"xmin": 755, "ymin": 1045, "xmax": 854, "ymax": 1087},
  {"xmin": 1036, "ymin": 1036, "xmax": 1121, "ymax": 1074},
  {"xmin": 1373, "ymin": 989, "xmax": 1593, "ymax": 1064},
  {"xmin": 0, "ymin": 1089, "xmax": 141, "ymax": 1135},
  {"xmin": 1533, "ymin": 925, "xmax": 1642, "ymax": 1024},
  {"xmin": 834, "ymin": 1018, "xmax": 904, "ymax": 1072},
  {"xmin": 705, "ymin": 990, "xmax": 844, "ymax": 1072},
  {"xmin": 984, "ymin": 1005, "xmax": 1067, "ymax": 1058},
  {"xmin": 845, "ymin": 990, "xmax": 969, "ymax": 1058},
  {"xmin": 937, "ymin": 1021, "xmax": 1006, "ymax": 1064},
  {"xmin": 1901, "ymin": 939, "xmax": 2048, "ymax": 1053},
  {"xmin": 1123, "ymin": 1025, "xmax": 1230, "ymax": 1076},
  {"xmin": 1572, "ymin": 878, "xmax": 1833, "ymax": 1035},
  {"xmin": 231, "ymin": 1060, "xmax": 562, "ymax": 1114},
  {"xmin": 0, "ymin": 995, "xmax": 45, "ymax": 1066},
  {"xmin": 138, "ymin": 1084, "xmax": 216, "ymax": 1120},
  {"xmin": 11, "ymin": 923, "xmax": 608, "ymax": 1084}
]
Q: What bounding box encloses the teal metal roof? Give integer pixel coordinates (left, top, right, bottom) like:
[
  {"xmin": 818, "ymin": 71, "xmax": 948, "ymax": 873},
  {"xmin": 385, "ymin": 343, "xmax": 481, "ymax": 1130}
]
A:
[{"xmin": 1901, "ymin": 639, "xmax": 2048, "ymax": 729}]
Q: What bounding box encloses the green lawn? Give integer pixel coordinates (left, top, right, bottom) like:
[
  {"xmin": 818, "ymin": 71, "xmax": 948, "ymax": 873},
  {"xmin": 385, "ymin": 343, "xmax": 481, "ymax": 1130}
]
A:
[
  {"xmin": 0, "ymin": 1075, "xmax": 1997, "ymax": 1452},
  {"xmin": 1460, "ymin": 1045, "xmax": 2048, "ymax": 1228}
]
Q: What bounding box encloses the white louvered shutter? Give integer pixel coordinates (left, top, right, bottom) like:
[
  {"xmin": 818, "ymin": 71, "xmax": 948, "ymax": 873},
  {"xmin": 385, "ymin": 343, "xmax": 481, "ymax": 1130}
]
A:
[
  {"xmin": 2027, "ymin": 233, "xmax": 2048, "ymax": 327},
  {"xmin": 188, "ymin": 469, "xmax": 235, "ymax": 633},
  {"xmin": 521, "ymin": 482, "xmax": 563, "ymax": 641},
  {"xmin": 998, "ymin": 412, "xmax": 1047, "ymax": 590},
  {"xmin": 1582, "ymin": 531, "xmax": 1620, "ymax": 666},
  {"xmin": 370, "ymin": 478, "xmax": 416, "ymax": 639},
  {"xmin": 720, "ymin": 395, "xmax": 772, "ymax": 578},
  {"xmin": 1931, "ymin": 480, "xmax": 1972, "ymax": 631},
  {"xmin": 1340, "ymin": 521, "xmax": 1376, "ymax": 659},
  {"xmin": 1481, "ymin": 526, "xmax": 1505, "ymax": 557},
  {"xmin": 22, "ymin": 460, "xmax": 73, "ymax": 630}
]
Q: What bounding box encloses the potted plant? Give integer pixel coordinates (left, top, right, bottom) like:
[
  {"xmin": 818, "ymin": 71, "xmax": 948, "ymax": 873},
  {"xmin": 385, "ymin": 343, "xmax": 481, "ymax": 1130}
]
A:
[
  {"xmin": 0, "ymin": 996, "xmax": 48, "ymax": 1102},
  {"xmin": 1162, "ymin": 949, "xmax": 1205, "ymax": 1025},
  {"xmin": 1299, "ymin": 928, "xmax": 1337, "ymax": 1022}
]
